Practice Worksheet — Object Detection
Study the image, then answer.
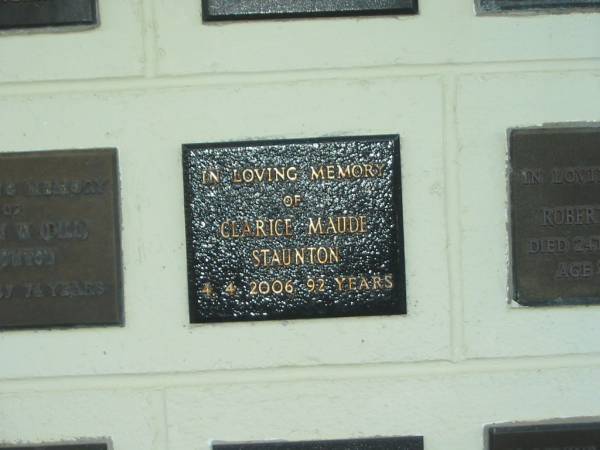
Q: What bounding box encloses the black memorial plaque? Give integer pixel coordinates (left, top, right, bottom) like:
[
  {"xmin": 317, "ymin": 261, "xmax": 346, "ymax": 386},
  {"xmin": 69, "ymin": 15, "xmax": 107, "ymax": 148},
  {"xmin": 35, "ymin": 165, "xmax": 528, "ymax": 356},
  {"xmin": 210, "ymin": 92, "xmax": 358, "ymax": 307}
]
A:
[
  {"xmin": 509, "ymin": 127, "xmax": 600, "ymax": 306},
  {"xmin": 0, "ymin": 0, "xmax": 98, "ymax": 31},
  {"xmin": 0, "ymin": 444, "xmax": 107, "ymax": 450},
  {"xmin": 478, "ymin": 0, "xmax": 600, "ymax": 13},
  {"xmin": 0, "ymin": 149, "xmax": 123, "ymax": 329},
  {"xmin": 488, "ymin": 422, "xmax": 600, "ymax": 450},
  {"xmin": 214, "ymin": 437, "xmax": 423, "ymax": 450},
  {"xmin": 183, "ymin": 135, "xmax": 405, "ymax": 323},
  {"xmin": 202, "ymin": 0, "xmax": 418, "ymax": 21}
]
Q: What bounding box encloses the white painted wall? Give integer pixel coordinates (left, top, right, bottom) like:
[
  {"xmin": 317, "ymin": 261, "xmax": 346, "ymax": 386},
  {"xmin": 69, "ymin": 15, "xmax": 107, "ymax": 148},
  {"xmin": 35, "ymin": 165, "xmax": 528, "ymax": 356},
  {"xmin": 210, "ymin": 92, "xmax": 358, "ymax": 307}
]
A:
[{"xmin": 0, "ymin": 1, "xmax": 599, "ymax": 449}]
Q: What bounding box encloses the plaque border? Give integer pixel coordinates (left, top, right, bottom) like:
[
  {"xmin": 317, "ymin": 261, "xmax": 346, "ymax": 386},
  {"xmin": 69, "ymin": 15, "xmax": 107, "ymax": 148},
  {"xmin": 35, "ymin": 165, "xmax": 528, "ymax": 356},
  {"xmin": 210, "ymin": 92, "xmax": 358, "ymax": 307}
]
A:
[
  {"xmin": 201, "ymin": 0, "xmax": 418, "ymax": 22},
  {"xmin": 182, "ymin": 134, "xmax": 406, "ymax": 323}
]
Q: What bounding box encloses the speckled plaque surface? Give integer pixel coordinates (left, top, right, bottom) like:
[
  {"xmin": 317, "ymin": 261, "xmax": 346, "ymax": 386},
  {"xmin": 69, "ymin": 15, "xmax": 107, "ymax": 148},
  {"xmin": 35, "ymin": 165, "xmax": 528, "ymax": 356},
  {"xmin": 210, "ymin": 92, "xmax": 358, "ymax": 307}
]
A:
[
  {"xmin": 1, "ymin": 444, "xmax": 107, "ymax": 450},
  {"xmin": 0, "ymin": 0, "xmax": 97, "ymax": 30},
  {"xmin": 214, "ymin": 437, "xmax": 423, "ymax": 450},
  {"xmin": 478, "ymin": 0, "xmax": 600, "ymax": 13},
  {"xmin": 509, "ymin": 127, "xmax": 600, "ymax": 306},
  {"xmin": 202, "ymin": 0, "xmax": 418, "ymax": 21},
  {"xmin": 488, "ymin": 422, "xmax": 600, "ymax": 450},
  {"xmin": 183, "ymin": 135, "xmax": 405, "ymax": 323},
  {"xmin": 0, "ymin": 149, "xmax": 123, "ymax": 329}
]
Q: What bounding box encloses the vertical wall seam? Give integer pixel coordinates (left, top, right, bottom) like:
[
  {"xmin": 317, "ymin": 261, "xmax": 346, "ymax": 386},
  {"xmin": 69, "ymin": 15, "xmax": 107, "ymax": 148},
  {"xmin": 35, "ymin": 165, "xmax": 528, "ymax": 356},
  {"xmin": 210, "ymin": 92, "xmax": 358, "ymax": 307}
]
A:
[
  {"xmin": 443, "ymin": 74, "xmax": 466, "ymax": 362},
  {"xmin": 161, "ymin": 389, "xmax": 170, "ymax": 450},
  {"xmin": 141, "ymin": 0, "xmax": 158, "ymax": 78}
]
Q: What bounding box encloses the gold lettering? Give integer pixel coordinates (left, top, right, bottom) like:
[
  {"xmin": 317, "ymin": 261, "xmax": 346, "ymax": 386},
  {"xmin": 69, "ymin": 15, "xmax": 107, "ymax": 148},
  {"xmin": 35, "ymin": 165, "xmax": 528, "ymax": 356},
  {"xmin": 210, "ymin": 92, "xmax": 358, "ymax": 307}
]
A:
[
  {"xmin": 231, "ymin": 167, "xmax": 298, "ymax": 183},
  {"xmin": 252, "ymin": 247, "xmax": 341, "ymax": 267},
  {"xmin": 307, "ymin": 216, "xmax": 368, "ymax": 235}
]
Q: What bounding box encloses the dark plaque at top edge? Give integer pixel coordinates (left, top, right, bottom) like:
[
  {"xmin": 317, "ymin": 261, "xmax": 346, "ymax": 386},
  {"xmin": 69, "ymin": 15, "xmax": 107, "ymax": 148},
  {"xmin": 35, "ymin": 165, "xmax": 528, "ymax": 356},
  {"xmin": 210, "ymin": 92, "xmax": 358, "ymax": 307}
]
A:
[
  {"xmin": 0, "ymin": 0, "xmax": 98, "ymax": 31},
  {"xmin": 214, "ymin": 436, "xmax": 424, "ymax": 450},
  {"xmin": 0, "ymin": 444, "xmax": 107, "ymax": 450},
  {"xmin": 509, "ymin": 126, "xmax": 600, "ymax": 306},
  {"xmin": 0, "ymin": 149, "xmax": 123, "ymax": 330},
  {"xmin": 478, "ymin": 0, "xmax": 600, "ymax": 13},
  {"xmin": 183, "ymin": 135, "xmax": 406, "ymax": 323},
  {"xmin": 488, "ymin": 422, "xmax": 600, "ymax": 450},
  {"xmin": 202, "ymin": 0, "xmax": 418, "ymax": 21}
]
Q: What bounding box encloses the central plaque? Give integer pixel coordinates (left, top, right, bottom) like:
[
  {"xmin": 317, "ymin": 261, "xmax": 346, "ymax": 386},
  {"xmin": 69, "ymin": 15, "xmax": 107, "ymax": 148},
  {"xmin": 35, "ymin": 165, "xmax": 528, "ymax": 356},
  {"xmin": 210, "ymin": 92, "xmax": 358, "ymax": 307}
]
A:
[
  {"xmin": 488, "ymin": 421, "xmax": 600, "ymax": 450},
  {"xmin": 0, "ymin": 149, "xmax": 123, "ymax": 329},
  {"xmin": 214, "ymin": 436, "xmax": 423, "ymax": 450},
  {"xmin": 183, "ymin": 135, "xmax": 405, "ymax": 323},
  {"xmin": 509, "ymin": 126, "xmax": 600, "ymax": 306},
  {"xmin": 202, "ymin": 0, "xmax": 418, "ymax": 21}
]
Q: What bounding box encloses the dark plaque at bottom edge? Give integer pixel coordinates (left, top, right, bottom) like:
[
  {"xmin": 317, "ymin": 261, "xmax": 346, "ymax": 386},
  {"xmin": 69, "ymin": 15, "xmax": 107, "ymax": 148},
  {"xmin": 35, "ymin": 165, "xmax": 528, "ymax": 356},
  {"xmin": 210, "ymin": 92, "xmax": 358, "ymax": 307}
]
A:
[
  {"xmin": 183, "ymin": 135, "xmax": 406, "ymax": 323},
  {"xmin": 214, "ymin": 437, "xmax": 424, "ymax": 450},
  {"xmin": 478, "ymin": 0, "xmax": 600, "ymax": 13},
  {"xmin": 0, "ymin": 443, "xmax": 107, "ymax": 450},
  {"xmin": 488, "ymin": 421, "xmax": 600, "ymax": 450},
  {"xmin": 0, "ymin": 0, "xmax": 98, "ymax": 31},
  {"xmin": 202, "ymin": 0, "xmax": 418, "ymax": 21}
]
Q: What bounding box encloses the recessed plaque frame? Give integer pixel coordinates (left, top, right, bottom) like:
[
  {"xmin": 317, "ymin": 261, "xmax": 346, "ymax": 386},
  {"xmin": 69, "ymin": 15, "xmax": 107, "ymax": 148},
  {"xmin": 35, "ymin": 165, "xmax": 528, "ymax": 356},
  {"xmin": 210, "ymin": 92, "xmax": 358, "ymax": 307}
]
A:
[
  {"xmin": 0, "ymin": 148, "xmax": 123, "ymax": 330},
  {"xmin": 202, "ymin": 0, "xmax": 418, "ymax": 21},
  {"xmin": 213, "ymin": 436, "xmax": 424, "ymax": 450},
  {"xmin": 477, "ymin": 0, "xmax": 600, "ymax": 14},
  {"xmin": 183, "ymin": 135, "xmax": 406, "ymax": 323},
  {"xmin": 487, "ymin": 421, "xmax": 600, "ymax": 450},
  {"xmin": 509, "ymin": 126, "xmax": 600, "ymax": 307},
  {"xmin": 0, "ymin": 0, "xmax": 98, "ymax": 31}
]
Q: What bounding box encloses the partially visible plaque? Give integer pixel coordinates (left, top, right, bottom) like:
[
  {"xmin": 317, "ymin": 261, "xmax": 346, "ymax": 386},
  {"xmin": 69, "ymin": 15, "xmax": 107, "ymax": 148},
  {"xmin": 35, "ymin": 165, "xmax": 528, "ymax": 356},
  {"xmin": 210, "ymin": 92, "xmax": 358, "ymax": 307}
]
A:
[
  {"xmin": 0, "ymin": 0, "xmax": 98, "ymax": 31},
  {"xmin": 0, "ymin": 443, "xmax": 108, "ymax": 450},
  {"xmin": 509, "ymin": 126, "xmax": 600, "ymax": 306},
  {"xmin": 488, "ymin": 422, "xmax": 600, "ymax": 450},
  {"xmin": 214, "ymin": 437, "xmax": 424, "ymax": 450},
  {"xmin": 0, "ymin": 149, "xmax": 123, "ymax": 329},
  {"xmin": 478, "ymin": 0, "xmax": 600, "ymax": 13},
  {"xmin": 202, "ymin": 0, "xmax": 418, "ymax": 21},
  {"xmin": 1, "ymin": 444, "xmax": 107, "ymax": 450},
  {"xmin": 183, "ymin": 135, "xmax": 405, "ymax": 322}
]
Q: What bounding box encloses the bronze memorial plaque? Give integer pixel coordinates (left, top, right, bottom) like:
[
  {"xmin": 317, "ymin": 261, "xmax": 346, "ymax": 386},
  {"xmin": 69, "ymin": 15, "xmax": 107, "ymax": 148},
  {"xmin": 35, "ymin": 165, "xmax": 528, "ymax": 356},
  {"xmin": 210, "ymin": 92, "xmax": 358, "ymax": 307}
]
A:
[
  {"xmin": 213, "ymin": 437, "xmax": 423, "ymax": 450},
  {"xmin": 0, "ymin": 0, "xmax": 98, "ymax": 30},
  {"xmin": 183, "ymin": 135, "xmax": 405, "ymax": 322},
  {"xmin": 509, "ymin": 126, "xmax": 600, "ymax": 306},
  {"xmin": 488, "ymin": 421, "xmax": 600, "ymax": 450},
  {"xmin": 0, "ymin": 149, "xmax": 123, "ymax": 329}
]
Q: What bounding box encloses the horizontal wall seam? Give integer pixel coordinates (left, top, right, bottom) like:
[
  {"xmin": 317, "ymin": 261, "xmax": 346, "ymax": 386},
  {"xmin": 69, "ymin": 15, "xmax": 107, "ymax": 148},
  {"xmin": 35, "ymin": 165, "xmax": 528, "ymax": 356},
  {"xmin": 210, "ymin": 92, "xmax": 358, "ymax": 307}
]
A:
[
  {"xmin": 0, "ymin": 58, "xmax": 599, "ymax": 97},
  {"xmin": 2, "ymin": 352, "xmax": 600, "ymax": 394}
]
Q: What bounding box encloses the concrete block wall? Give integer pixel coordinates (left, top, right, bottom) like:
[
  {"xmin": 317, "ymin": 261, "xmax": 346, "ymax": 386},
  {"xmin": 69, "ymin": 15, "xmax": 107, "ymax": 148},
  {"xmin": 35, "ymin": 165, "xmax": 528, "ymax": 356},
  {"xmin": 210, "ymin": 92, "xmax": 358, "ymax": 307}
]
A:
[{"xmin": 0, "ymin": 1, "xmax": 599, "ymax": 449}]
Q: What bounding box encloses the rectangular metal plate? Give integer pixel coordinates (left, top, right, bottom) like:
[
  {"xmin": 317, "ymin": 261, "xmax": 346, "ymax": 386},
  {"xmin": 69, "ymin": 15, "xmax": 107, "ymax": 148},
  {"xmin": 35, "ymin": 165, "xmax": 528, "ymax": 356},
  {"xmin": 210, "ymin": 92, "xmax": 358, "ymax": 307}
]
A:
[
  {"xmin": 202, "ymin": 0, "xmax": 418, "ymax": 21},
  {"xmin": 509, "ymin": 127, "xmax": 600, "ymax": 306},
  {"xmin": 0, "ymin": 445, "xmax": 107, "ymax": 450},
  {"xmin": 0, "ymin": 149, "xmax": 123, "ymax": 329},
  {"xmin": 183, "ymin": 135, "xmax": 405, "ymax": 323},
  {"xmin": 0, "ymin": 0, "xmax": 97, "ymax": 31},
  {"xmin": 488, "ymin": 422, "xmax": 600, "ymax": 450},
  {"xmin": 214, "ymin": 437, "xmax": 424, "ymax": 450},
  {"xmin": 478, "ymin": 0, "xmax": 600, "ymax": 13}
]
